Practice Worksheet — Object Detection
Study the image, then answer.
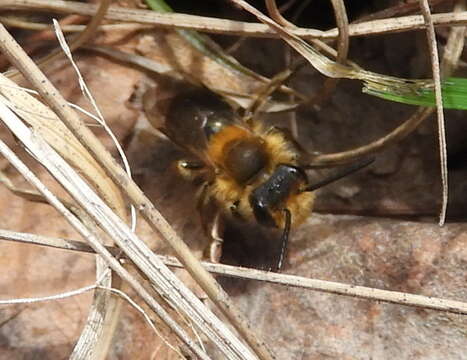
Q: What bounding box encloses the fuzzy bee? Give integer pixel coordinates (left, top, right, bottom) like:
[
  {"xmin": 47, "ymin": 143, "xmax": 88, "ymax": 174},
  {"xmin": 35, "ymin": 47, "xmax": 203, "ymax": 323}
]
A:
[{"xmin": 144, "ymin": 88, "xmax": 371, "ymax": 269}]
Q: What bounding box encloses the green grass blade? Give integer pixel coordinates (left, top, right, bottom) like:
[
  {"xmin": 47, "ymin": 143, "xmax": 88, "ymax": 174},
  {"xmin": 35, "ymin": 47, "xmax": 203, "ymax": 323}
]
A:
[
  {"xmin": 364, "ymin": 77, "xmax": 467, "ymax": 110},
  {"xmin": 145, "ymin": 0, "xmax": 173, "ymax": 12},
  {"xmin": 146, "ymin": 1, "xmax": 467, "ymax": 112}
]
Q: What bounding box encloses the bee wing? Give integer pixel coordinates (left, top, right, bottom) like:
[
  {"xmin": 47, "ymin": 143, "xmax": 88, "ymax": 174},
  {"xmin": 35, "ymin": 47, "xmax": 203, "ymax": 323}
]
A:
[{"xmin": 144, "ymin": 87, "xmax": 213, "ymax": 162}]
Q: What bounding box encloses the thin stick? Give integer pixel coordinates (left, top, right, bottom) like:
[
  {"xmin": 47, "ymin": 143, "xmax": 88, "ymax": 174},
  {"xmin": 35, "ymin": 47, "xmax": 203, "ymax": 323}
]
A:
[
  {"xmin": 53, "ymin": 20, "xmax": 137, "ymax": 232},
  {"xmin": 54, "ymin": 28, "xmax": 131, "ymax": 358},
  {"xmin": 265, "ymin": 0, "xmax": 349, "ymax": 105},
  {"xmin": 312, "ymin": 0, "xmax": 349, "ymax": 104},
  {"xmin": 0, "ymin": 264, "xmax": 184, "ymax": 359},
  {"xmin": 330, "ymin": 0, "xmax": 349, "ymax": 64},
  {"xmin": 441, "ymin": 1, "xmax": 467, "ymax": 77},
  {"xmin": 0, "ymin": 124, "xmax": 210, "ymax": 360},
  {"xmin": 0, "ymin": 25, "xmax": 272, "ymax": 360},
  {"xmin": 0, "ymin": 90, "xmax": 259, "ymax": 358},
  {"xmin": 3, "ymin": 0, "xmax": 467, "ymax": 40},
  {"xmin": 2, "ymin": 229, "xmax": 467, "ymax": 316},
  {"xmin": 419, "ymin": 0, "xmax": 448, "ymax": 226},
  {"xmin": 268, "ymin": 1, "xmax": 465, "ymax": 167},
  {"xmin": 0, "ymin": 17, "xmax": 152, "ymax": 32},
  {"xmin": 309, "ymin": 107, "xmax": 432, "ymax": 165},
  {"xmin": 354, "ymin": 0, "xmax": 449, "ymax": 23},
  {"xmin": 0, "ymin": 96, "xmax": 259, "ymax": 359}
]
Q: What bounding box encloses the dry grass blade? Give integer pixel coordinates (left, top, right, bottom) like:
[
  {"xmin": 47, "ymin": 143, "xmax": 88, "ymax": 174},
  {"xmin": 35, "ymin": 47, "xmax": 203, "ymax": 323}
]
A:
[
  {"xmin": 226, "ymin": 0, "xmax": 464, "ymax": 171},
  {"xmin": 310, "ymin": 107, "xmax": 433, "ymax": 165},
  {"xmin": 441, "ymin": 2, "xmax": 467, "ymax": 76},
  {"xmin": 265, "ymin": 0, "xmax": 353, "ymax": 106},
  {"xmin": 0, "ymin": 33, "xmax": 125, "ymax": 359},
  {"xmin": 0, "ymin": 23, "xmax": 273, "ymax": 360},
  {"xmin": 435, "ymin": 2, "xmax": 467, "ymax": 96},
  {"xmin": 228, "ymin": 0, "xmax": 436, "ymax": 103},
  {"xmin": 84, "ymin": 42, "xmax": 298, "ymax": 112},
  {"xmin": 329, "ymin": 0, "xmax": 349, "ymax": 64},
  {"xmin": 2, "ymin": 1, "xmax": 466, "ymax": 357},
  {"xmin": 354, "ymin": 0, "xmax": 449, "ymax": 23},
  {"xmin": 322, "ymin": 9, "xmax": 467, "ymax": 38},
  {"xmin": 229, "ymin": 0, "xmax": 350, "ymax": 79},
  {"xmin": 3, "ymin": 0, "xmax": 467, "ymax": 40},
  {"xmin": 0, "ymin": 167, "xmax": 93, "ymax": 222},
  {"xmin": 225, "ymin": 0, "xmax": 437, "ymax": 169},
  {"xmin": 309, "ymin": 0, "xmax": 350, "ymax": 104},
  {"xmin": 56, "ymin": 16, "xmax": 130, "ymax": 358},
  {"xmin": 300, "ymin": 2, "xmax": 466, "ymax": 166},
  {"xmin": 0, "ymin": 169, "xmax": 51, "ymax": 203},
  {"xmin": 0, "ymin": 97, "xmax": 248, "ymax": 360},
  {"xmin": 0, "ymin": 79, "xmax": 123, "ymax": 360},
  {"xmin": 0, "ymin": 16, "xmax": 150, "ymax": 32},
  {"xmin": 52, "ymin": 19, "xmax": 136, "ymax": 231},
  {"xmin": 0, "ymin": 76, "xmax": 126, "ymax": 214},
  {"xmin": 419, "ymin": 0, "xmax": 448, "ymax": 226},
  {"xmin": 2, "ymin": 229, "xmax": 467, "ymax": 316},
  {"xmin": 70, "ymin": 266, "xmax": 122, "ymax": 360},
  {"xmin": 84, "ymin": 44, "xmax": 180, "ymax": 78},
  {"xmin": 265, "ymin": 0, "xmax": 297, "ymax": 28},
  {"xmin": 0, "ymin": 0, "xmax": 323, "ymax": 38},
  {"xmin": 0, "ymin": 153, "xmax": 208, "ymax": 360}
]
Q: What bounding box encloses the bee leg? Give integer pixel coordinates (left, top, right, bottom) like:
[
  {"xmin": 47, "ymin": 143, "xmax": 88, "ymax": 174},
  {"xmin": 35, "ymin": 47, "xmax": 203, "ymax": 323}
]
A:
[
  {"xmin": 195, "ymin": 182, "xmax": 224, "ymax": 262},
  {"xmin": 177, "ymin": 159, "xmax": 205, "ymax": 181},
  {"xmin": 229, "ymin": 200, "xmax": 243, "ymax": 221},
  {"xmin": 196, "ymin": 182, "xmax": 212, "ymax": 233},
  {"xmin": 209, "ymin": 212, "xmax": 225, "ymax": 264},
  {"xmin": 195, "ymin": 183, "xmax": 225, "ymax": 263}
]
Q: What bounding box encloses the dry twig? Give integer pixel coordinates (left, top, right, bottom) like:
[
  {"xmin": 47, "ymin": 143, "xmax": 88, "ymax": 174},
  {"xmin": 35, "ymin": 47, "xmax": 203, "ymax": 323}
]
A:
[
  {"xmin": 0, "ymin": 94, "xmax": 255, "ymax": 359},
  {"xmin": 0, "ymin": 23, "xmax": 273, "ymax": 360},
  {"xmin": 419, "ymin": 0, "xmax": 448, "ymax": 226},
  {"xmin": 3, "ymin": 0, "xmax": 467, "ymax": 40},
  {"xmin": 1, "ymin": 229, "xmax": 467, "ymax": 316}
]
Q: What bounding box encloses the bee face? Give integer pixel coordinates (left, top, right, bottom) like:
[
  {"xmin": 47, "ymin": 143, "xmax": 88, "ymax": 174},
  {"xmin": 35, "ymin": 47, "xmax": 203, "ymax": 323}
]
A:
[{"xmin": 249, "ymin": 164, "xmax": 311, "ymax": 228}]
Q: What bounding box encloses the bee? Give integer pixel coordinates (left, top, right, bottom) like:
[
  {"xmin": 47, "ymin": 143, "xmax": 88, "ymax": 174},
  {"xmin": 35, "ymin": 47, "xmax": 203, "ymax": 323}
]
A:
[{"xmin": 144, "ymin": 88, "xmax": 372, "ymax": 270}]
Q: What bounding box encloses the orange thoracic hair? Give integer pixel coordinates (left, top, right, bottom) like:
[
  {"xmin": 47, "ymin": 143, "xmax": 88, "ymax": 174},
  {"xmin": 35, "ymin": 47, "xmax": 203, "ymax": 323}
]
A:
[{"xmin": 206, "ymin": 123, "xmax": 315, "ymax": 228}]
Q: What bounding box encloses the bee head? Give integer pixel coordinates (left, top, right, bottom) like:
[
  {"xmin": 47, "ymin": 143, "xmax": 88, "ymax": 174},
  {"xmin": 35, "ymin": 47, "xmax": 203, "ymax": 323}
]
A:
[{"xmin": 249, "ymin": 164, "xmax": 308, "ymax": 228}]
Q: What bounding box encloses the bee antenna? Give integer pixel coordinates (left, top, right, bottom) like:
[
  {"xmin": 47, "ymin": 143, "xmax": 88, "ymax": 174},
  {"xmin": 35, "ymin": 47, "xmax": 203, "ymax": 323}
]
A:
[
  {"xmin": 276, "ymin": 208, "xmax": 292, "ymax": 271},
  {"xmin": 303, "ymin": 157, "xmax": 375, "ymax": 192}
]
